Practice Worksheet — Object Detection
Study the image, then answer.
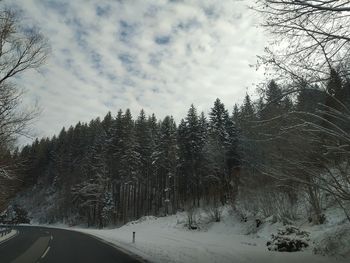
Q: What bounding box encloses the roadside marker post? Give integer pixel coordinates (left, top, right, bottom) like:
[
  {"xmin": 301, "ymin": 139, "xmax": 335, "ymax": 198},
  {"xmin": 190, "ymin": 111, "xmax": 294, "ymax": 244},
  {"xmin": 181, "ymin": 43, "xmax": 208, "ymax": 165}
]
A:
[{"xmin": 132, "ymin": 231, "xmax": 135, "ymax": 243}]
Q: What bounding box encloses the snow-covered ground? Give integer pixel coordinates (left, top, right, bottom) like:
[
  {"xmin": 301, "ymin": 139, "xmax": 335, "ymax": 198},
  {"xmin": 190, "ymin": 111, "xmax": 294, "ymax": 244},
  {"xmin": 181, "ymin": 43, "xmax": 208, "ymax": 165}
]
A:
[
  {"xmin": 66, "ymin": 207, "xmax": 350, "ymax": 263},
  {"xmin": 0, "ymin": 229, "xmax": 18, "ymax": 244}
]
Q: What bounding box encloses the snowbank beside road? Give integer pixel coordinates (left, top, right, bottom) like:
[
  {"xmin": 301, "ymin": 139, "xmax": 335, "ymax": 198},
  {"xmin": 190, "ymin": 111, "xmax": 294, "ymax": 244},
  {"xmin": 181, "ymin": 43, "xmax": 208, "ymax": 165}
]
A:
[
  {"xmin": 73, "ymin": 210, "xmax": 348, "ymax": 263},
  {"xmin": 0, "ymin": 229, "xmax": 17, "ymax": 244}
]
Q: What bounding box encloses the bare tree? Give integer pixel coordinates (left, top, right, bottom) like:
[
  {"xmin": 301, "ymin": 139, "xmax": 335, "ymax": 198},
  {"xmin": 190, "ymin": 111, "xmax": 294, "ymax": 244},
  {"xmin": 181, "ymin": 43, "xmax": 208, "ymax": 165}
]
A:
[
  {"xmin": 0, "ymin": 8, "xmax": 49, "ymax": 210},
  {"xmin": 0, "ymin": 9, "xmax": 48, "ymax": 146},
  {"xmin": 256, "ymin": 100, "xmax": 350, "ymax": 223},
  {"xmin": 255, "ymin": 0, "xmax": 350, "ymax": 83},
  {"xmin": 249, "ymin": 0, "xmax": 350, "ymax": 224}
]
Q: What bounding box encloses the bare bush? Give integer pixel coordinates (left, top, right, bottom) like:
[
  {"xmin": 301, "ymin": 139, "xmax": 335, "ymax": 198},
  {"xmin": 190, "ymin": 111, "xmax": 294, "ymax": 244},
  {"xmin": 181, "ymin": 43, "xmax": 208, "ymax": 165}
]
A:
[
  {"xmin": 184, "ymin": 202, "xmax": 198, "ymax": 230},
  {"xmin": 205, "ymin": 202, "xmax": 222, "ymax": 223},
  {"xmin": 314, "ymin": 225, "xmax": 350, "ymax": 257},
  {"xmin": 237, "ymin": 186, "xmax": 298, "ymax": 224},
  {"xmin": 257, "ymin": 101, "xmax": 350, "ymax": 223}
]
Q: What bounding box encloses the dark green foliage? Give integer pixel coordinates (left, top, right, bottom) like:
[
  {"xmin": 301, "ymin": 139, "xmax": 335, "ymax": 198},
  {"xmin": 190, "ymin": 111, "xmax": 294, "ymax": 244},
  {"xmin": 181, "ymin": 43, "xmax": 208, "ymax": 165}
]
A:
[
  {"xmin": 0, "ymin": 204, "xmax": 30, "ymax": 224},
  {"xmin": 16, "ymin": 102, "xmax": 240, "ymax": 227}
]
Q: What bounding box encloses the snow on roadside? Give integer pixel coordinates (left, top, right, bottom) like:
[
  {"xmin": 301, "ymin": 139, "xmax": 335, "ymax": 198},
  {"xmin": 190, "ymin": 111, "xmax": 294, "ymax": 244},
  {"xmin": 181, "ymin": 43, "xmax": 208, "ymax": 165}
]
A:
[
  {"xmin": 0, "ymin": 229, "xmax": 17, "ymax": 243},
  {"xmin": 308, "ymin": 206, "xmax": 350, "ymax": 258},
  {"xmin": 71, "ymin": 210, "xmax": 349, "ymax": 263}
]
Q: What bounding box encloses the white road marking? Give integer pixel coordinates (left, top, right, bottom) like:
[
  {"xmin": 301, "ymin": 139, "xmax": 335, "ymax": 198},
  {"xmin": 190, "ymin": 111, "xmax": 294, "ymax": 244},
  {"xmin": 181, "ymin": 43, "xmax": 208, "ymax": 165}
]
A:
[
  {"xmin": 12, "ymin": 236, "xmax": 50, "ymax": 263},
  {"xmin": 41, "ymin": 246, "xmax": 50, "ymax": 259},
  {"xmin": 50, "ymin": 235, "xmax": 53, "ymax": 240}
]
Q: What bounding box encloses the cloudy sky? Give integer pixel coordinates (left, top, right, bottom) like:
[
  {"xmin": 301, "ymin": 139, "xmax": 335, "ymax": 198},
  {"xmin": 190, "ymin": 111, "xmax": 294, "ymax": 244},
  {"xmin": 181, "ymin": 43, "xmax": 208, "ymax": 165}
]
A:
[{"xmin": 3, "ymin": 0, "xmax": 266, "ymax": 145}]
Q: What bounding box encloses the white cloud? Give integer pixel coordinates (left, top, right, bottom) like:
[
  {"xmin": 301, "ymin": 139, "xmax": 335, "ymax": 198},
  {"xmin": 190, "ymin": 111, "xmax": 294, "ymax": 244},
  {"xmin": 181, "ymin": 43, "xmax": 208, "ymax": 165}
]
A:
[{"xmin": 3, "ymin": 0, "xmax": 266, "ymax": 145}]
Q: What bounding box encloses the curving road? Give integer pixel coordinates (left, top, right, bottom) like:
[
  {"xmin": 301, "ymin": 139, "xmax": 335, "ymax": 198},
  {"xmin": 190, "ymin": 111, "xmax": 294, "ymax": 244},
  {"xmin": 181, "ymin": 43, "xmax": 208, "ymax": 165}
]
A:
[{"xmin": 0, "ymin": 226, "xmax": 142, "ymax": 263}]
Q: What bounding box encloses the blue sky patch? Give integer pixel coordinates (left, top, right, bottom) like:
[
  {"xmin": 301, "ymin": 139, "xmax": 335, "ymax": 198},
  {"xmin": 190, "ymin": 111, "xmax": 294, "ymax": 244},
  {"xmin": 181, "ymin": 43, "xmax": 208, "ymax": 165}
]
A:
[
  {"xmin": 96, "ymin": 4, "xmax": 111, "ymax": 17},
  {"xmin": 154, "ymin": 35, "xmax": 171, "ymax": 45},
  {"xmin": 119, "ymin": 20, "xmax": 138, "ymax": 43}
]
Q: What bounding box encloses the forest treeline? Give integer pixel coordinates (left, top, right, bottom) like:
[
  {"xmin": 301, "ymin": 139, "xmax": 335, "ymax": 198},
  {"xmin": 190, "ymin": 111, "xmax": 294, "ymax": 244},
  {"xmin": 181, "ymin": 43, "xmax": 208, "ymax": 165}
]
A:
[
  {"xmin": 6, "ymin": 69, "xmax": 350, "ymax": 227},
  {"xmin": 15, "ymin": 98, "xmax": 240, "ymax": 227}
]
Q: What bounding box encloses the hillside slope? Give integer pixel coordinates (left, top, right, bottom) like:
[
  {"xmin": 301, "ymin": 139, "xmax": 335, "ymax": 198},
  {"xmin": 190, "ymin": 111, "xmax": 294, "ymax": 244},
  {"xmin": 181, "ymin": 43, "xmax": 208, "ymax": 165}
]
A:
[{"xmin": 64, "ymin": 207, "xmax": 350, "ymax": 263}]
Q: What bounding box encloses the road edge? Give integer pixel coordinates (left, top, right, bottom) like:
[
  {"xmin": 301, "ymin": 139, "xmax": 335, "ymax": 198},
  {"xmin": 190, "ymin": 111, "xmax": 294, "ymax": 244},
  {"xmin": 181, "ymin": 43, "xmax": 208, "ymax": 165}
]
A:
[
  {"xmin": 78, "ymin": 231, "xmax": 150, "ymax": 263},
  {"xmin": 28, "ymin": 225, "xmax": 150, "ymax": 263}
]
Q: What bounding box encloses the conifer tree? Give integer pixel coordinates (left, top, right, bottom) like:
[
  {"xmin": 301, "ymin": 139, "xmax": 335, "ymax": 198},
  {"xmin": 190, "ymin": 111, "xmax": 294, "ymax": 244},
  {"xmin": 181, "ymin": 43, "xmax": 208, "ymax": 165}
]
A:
[{"xmin": 155, "ymin": 116, "xmax": 177, "ymax": 215}]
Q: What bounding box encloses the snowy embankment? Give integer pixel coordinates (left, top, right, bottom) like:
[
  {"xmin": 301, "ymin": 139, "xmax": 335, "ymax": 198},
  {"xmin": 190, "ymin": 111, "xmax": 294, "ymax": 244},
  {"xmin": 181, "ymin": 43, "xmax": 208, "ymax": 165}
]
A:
[
  {"xmin": 0, "ymin": 229, "xmax": 18, "ymax": 244},
  {"xmin": 69, "ymin": 208, "xmax": 349, "ymax": 263}
]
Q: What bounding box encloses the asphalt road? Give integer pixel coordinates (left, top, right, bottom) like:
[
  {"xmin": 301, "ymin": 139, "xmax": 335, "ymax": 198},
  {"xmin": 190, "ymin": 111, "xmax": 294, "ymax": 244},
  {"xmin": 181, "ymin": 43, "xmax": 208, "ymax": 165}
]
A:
[{"xmin": 0, "ymin": 226, "xmax": 141, "ymax": 263}]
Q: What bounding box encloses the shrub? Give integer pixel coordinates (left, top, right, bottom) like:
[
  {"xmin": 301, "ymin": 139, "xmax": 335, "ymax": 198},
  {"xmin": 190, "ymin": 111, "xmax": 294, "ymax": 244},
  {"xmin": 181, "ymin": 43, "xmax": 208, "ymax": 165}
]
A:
[{"xmin": 267, "ymin": 225, "xmax": 310, "ymax": 252}]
